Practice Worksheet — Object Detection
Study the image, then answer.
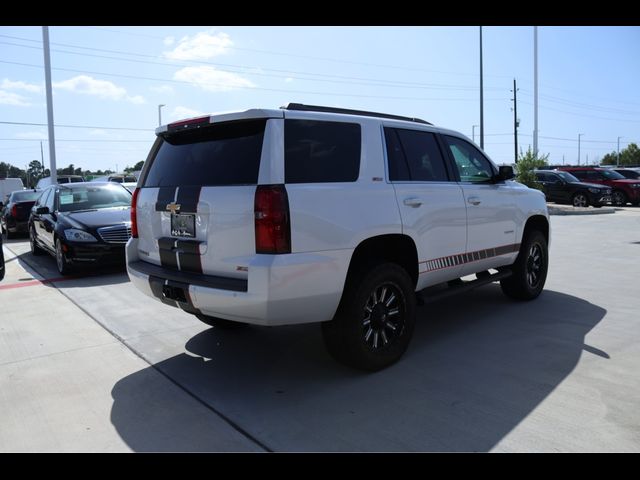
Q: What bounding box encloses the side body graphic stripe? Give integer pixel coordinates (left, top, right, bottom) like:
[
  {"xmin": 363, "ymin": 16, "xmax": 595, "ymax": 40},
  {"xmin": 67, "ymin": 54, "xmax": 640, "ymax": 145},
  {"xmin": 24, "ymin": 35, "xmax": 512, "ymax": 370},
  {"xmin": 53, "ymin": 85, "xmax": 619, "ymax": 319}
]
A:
[{"xmin": 419, "ymin": 243, "xmax": 520, "ymax": 275}]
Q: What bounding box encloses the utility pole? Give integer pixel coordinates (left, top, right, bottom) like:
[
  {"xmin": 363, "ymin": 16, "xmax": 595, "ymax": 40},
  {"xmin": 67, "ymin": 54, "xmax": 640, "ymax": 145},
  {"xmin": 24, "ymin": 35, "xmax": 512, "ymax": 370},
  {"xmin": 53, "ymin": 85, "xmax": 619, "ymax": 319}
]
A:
[
  {"xmin": 42, "ymin": 26, "xmax": 57, "ymax": 184},
  {"xmin": 511, "ymin": 79, "xmax": 519, "ymax": 163},
  {"xmin": 578, "ymin": 133, "xmax": 584, "ymax": 165},
  {"xmin": 617, "ymin": 136, "xmax": 622, "ymax": 166},
  {"xmin": 533, "ymin": 26, "xmax": 539, "ymax": 158},
  {"xmin": 479, "ymin": 26, "xmax": 484, "ymax": 150}
]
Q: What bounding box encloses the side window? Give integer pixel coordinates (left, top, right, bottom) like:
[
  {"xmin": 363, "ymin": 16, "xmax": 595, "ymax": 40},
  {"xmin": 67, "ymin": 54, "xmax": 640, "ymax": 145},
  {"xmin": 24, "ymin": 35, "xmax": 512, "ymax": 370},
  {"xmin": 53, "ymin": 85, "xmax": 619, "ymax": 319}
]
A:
[
  {"xmin": 574, "ymin": 170, "xmax": 595, "ymax": 181},
  {"xmin": 546, "ymin": 173, "xmax": 560, "ymax": 184},
  {"xmin": 443, "ymin": 135, "xmax": 496, "ymax": 183},
  {"xmin": 285, "ymin": 120, "xmax": 361, "ymax": 183},
  {"xmin": 38, "ymin": 188, "xmax": 51, "ymax": 208},
  {"xmin": 384, "ymin": 128, "xmax": 449, "ymax": 182},
  {"xmin": 45, "ymin": 188, "xmax": 56, "ymax": 211}
]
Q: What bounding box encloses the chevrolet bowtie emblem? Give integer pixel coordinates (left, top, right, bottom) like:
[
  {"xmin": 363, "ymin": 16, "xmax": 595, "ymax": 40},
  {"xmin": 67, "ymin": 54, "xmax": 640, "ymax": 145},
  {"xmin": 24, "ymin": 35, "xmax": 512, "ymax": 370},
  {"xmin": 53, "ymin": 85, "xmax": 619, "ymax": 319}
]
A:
[{"xmin": 166, "ymin": 202, "xmax": 181, "ymax": 214}]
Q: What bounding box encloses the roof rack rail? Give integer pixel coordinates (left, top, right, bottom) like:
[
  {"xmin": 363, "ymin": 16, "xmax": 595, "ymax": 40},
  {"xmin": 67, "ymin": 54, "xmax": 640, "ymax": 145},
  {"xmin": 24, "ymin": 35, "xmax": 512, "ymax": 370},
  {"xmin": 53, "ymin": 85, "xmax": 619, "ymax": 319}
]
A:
[{"xmin": 282, "ymin": 103, "xmax": 432, "ymax": 125}]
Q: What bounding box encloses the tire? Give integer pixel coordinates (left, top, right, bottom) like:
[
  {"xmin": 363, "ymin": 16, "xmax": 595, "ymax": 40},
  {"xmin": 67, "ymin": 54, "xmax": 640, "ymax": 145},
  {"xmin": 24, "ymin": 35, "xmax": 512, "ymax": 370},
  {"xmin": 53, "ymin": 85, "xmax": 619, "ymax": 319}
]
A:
[
  {"xmin": 572, "ymin": 192, "xmax": 589, "ymax": 208},
  {"xmin": 55, "ymin": 238, "xmax": 73, "ymax": 275},
  {"xmin": 322, "ymin": 262, "xmax": 416, "ymax": 371},
  {"xmin": 195, "ymin": 314, "xmax": 248, "ymax": 329},
  {"xmin": 500, "ymin": 229, "xmax": 548, "ymax": 301},
  {"xmin": 612, "ymin": 190, "xmax": 627, "ymax": 206},
  {"xmin": 30, "ymin": 227, "xmax": 44, "ymax": 256}
]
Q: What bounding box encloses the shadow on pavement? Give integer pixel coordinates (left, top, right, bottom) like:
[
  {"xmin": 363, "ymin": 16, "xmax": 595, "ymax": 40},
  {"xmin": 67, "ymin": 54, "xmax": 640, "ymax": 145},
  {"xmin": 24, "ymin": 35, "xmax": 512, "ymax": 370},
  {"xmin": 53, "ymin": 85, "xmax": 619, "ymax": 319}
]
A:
[{"xmin": 110, "ymin": 286, "xmax": 606, "ymax": 452}]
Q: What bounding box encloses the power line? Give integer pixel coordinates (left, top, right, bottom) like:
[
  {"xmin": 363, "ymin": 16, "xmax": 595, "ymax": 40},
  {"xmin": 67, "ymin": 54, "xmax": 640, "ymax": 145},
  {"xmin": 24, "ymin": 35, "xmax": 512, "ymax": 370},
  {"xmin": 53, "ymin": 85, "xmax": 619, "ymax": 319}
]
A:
[
  {"xmin": 0, "ymin": 59, "xmax": 505, "ymax": 103},
  {"xmin": 0, "ymin": 120, "xmax": 152, "ymax": 132},
  {"xmin": 519, "ymin": 99, "xmax": 640, "ymax": 124},
  {"xmin": 0, "ymin": 138, "xmax": 151, "ymax": 143}
]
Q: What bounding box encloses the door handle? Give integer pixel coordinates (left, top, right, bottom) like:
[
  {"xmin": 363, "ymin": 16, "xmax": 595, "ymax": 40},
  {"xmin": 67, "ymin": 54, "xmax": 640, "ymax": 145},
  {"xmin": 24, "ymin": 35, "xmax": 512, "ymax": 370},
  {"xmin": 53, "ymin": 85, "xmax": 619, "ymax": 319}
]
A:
[
  {"xmin": 403, "ymin": 197, "xmax": 423, "ymax": 207},
  {"xmin": 467, "ymin": 196, "xmax": 481, "ymax": 206}
]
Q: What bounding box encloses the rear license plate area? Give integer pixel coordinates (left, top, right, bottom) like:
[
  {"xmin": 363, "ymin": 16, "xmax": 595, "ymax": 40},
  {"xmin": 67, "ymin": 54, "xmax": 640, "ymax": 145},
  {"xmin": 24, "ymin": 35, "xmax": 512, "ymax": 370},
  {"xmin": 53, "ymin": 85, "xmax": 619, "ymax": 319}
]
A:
[{"xmin": 171, "ymin": 213, "xmax": 195, "ymax": 238}]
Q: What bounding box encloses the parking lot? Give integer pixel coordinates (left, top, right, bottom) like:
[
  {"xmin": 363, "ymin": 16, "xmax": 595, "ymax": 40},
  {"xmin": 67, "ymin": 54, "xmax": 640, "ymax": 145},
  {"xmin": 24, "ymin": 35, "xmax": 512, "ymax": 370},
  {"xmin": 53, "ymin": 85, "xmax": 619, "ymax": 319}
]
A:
[{"xmin": 1, "ymin": 208, "xmax": 640, "ymax": 452}]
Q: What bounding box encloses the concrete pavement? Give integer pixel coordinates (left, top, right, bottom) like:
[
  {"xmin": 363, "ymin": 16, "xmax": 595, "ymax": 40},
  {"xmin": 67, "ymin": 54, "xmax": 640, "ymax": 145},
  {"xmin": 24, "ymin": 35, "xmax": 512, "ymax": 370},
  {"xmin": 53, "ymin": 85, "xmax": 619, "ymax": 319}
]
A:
[{"xmin": 1, "ymin": 208, "xmax": 640, "ymax": 451}]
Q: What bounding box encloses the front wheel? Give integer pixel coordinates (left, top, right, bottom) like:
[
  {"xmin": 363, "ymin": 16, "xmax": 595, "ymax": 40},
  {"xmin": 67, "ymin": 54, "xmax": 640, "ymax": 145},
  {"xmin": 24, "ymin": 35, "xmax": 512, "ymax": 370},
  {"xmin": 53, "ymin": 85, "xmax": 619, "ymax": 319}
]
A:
[
  {"xmin": 55, "ymin": 238, "xmax": 73, "ymax": 275},
  {"xmin": 572, "ymin": 192, "xmax": 589, "ymax": 208},
  {"xmin": 322, "ymin": 262, "xmax": 416, "ymax": 371},
  {"xmin": 612, "ymin": 190, "xmax": 627, "ymax": 206},
  {"xmin": 500, "ymin": 230, "xmax": 548, "ymax": 300}
]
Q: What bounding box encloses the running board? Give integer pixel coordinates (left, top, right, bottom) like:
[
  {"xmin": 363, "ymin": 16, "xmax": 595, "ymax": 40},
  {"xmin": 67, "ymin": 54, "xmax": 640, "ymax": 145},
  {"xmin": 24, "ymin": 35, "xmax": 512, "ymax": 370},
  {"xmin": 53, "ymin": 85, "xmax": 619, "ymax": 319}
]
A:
[{"xmin": 416, "ymin": 269, "xmax": 513, "ymax": 305}]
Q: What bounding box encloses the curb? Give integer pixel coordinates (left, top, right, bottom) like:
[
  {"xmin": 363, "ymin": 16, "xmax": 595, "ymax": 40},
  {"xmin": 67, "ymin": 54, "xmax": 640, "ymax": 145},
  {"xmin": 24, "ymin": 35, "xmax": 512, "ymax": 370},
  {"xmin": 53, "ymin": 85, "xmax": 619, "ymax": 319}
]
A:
[{"xmin": 547, "ymin": 205, "xmax": 616, "ymax": 216}]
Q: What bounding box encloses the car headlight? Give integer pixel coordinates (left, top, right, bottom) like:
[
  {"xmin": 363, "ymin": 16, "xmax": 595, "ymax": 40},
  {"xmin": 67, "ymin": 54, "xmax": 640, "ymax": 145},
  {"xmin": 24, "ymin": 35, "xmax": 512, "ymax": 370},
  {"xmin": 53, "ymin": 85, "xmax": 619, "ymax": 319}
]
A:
[
  {"xmin": 64, "ymin": 229, "xmax": 97, "ymax": 242},
  {"xmin": 588, "ymin": 187, "xmax": 601, "ymax": 194}
]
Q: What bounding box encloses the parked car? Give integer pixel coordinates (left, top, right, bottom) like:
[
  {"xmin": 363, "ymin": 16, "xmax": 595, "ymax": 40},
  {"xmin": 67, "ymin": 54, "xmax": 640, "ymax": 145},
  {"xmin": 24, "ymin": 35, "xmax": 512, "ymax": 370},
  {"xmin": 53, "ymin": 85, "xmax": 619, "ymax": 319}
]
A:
[
  {"xmin": 29, "ymin": 182, "xmax": 132, "ymax": 275},
  {"xmin": 0, "ymin": 177, "xmax": 24, "ymax": 206},
  {"xmin": 557, "ymin": 167, "xmax": 640, "ymax": 206},
  {"xmin": 613, "ymin": 168, "xmax": 640, "ymax": 180},
  {"xmin": 1, "ymin": 189, "xmax": 42, "ymax": 238},
  {"xmin": 91, "ymin": 174, "xmax": 138, "ymax": 183},
  {"xmin": 36, "ymin": 175, "xmax": 86, "ymax": 189},
  {"xmin": 121, "ymin": 182, "xmax": 137, "ymax": 194},
  {"xmin": 0, "ymin": 228, "xmax": 4, "ymax": 281},
  {"xmin": 534, "ymin": 170, "xmax": 611, "ymax": 207},
  {"xmin": 126, "ymin": 103, "xmax": 550, "ymax": 371}
]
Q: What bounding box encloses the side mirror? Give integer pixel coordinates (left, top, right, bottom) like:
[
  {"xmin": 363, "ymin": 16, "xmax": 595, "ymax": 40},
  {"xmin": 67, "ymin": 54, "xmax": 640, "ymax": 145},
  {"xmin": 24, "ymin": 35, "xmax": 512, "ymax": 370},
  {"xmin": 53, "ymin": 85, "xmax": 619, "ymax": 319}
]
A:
[
  {"xmin": 36, "ymin": 206, "xmax": 50, "ymax": 215},
  {"xmin": 497, "ymin": 165, "xmax": 515, "ymax": 181}
]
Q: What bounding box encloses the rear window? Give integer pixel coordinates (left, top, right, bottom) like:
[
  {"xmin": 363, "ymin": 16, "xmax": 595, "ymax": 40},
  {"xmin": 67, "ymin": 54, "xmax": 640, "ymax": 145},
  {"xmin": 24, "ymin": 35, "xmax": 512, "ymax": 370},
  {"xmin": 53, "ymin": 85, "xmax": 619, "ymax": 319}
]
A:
[
  {"xmin": 144, "ymin": 119, "xmax": 267, "ymax": 187},
  {"xmin": 11, "ymin": 191, "xmax": 40, "ymax": 202},
  {"xmin": 285, "ymin": 119, "xmax": 361, "ymax": 183}
]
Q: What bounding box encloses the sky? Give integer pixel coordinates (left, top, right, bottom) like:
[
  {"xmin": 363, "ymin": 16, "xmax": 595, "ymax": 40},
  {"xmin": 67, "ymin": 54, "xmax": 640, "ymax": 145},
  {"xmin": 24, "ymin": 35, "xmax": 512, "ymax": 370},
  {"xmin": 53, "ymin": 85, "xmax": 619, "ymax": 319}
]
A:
[{"xmin": 1, "ymin": 25, "xmax": 639, "ymax": 174}]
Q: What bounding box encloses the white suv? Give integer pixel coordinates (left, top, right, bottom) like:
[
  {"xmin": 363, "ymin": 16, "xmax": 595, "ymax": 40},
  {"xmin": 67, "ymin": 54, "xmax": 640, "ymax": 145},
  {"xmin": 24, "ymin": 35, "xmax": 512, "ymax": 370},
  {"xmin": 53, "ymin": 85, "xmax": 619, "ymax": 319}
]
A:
[{"xmin": 127, "ymin": 104, "xmax": 549, "ymax": 370}]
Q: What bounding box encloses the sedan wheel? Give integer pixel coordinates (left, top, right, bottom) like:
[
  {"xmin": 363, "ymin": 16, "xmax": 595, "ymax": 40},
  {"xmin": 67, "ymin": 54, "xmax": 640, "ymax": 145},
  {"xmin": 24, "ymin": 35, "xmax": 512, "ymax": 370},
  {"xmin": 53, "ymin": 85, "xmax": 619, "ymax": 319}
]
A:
[
  {"xmin": 612, "ymin": 190, "xmax": 627, "ymax": 206},
  {"xmin": 30, "ymin": 227, "xmax": 44, "ymax": 256},
  {"xmin": 55, "ymin": 239, "xmax": 73, "ymax": 275},
  {"xmin": 572, "ymin": 193, "xmax": 589, "ymax": 208}
]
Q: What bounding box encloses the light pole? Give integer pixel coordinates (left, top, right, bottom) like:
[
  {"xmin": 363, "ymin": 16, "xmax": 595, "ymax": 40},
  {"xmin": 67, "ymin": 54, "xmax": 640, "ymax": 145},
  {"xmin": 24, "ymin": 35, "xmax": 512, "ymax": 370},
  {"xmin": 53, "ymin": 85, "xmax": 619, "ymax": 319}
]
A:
[
  {"xmin": 617, "ymin": 136, "xmax": 622, "ymax": 166},
  {"xmin": 158, "ymin": 104, "xmax": 166, "ymax": 127},
  {"xmin": 578, "ymin": 133, "xmax": 584, "ymax": 165},
  {"xmin": 472, "ymin": 125, "xmax": 479, "ymax": 143}
]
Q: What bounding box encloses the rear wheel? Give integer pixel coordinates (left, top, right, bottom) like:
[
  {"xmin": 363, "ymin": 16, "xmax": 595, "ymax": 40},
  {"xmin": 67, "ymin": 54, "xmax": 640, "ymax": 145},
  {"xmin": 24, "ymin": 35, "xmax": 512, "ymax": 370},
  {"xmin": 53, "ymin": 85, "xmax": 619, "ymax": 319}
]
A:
[
  {"xmin": 500, "ymin": 229, "xmax": 548, "ymax": 300},
  {"xmin": 55, "ymin": 238, "xmax": 73, "ymax": 275},
  {"xmin": 322, "ymin": 262, "xmax": 416, "ymax": 371},
  {"xmin": 572, "ymin": 192, "xmax": 589, "ymax": 208},
  {"xmin": 195, "ymin": 314, "xmax": 248, "ymax": 329}
]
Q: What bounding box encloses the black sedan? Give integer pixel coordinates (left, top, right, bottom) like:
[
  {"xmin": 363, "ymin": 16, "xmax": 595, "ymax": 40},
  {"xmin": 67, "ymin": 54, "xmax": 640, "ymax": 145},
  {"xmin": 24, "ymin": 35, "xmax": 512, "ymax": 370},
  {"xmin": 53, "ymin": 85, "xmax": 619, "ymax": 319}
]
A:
[
  {"xmin": 1, "ymin": 189, "xmax": 41, "ymax": 238},
  {"xmin": 535, "ymin": 170, "xmax": 612, "ymax": 207},
  {"xmin": 29, "ymin": 182, "xmax": 132, "ymax": 275}
]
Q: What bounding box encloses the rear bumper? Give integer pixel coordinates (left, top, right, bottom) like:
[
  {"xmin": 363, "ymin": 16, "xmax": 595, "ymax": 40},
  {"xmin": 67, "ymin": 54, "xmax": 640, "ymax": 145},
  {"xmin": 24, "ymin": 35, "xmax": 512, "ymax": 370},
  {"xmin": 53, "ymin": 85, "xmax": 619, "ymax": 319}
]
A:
[{"xmin": 126, "ymin": 238, "xmax": 351, "ymax": 326}]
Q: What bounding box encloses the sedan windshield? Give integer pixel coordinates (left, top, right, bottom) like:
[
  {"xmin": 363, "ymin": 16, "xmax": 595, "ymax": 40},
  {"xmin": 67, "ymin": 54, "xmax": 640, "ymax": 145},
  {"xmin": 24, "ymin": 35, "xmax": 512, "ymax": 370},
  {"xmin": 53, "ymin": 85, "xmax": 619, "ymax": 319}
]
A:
[
  {"xmin": 57, "ymin": 185, "xmax": 131, "ymax": 212},
  {"xmin": 555, "ymin": 171, "xmax": 581, "ymax": 183},
  {"xmin": 600, "ymin": 170, "xmax": 625, "ymax": 180}
]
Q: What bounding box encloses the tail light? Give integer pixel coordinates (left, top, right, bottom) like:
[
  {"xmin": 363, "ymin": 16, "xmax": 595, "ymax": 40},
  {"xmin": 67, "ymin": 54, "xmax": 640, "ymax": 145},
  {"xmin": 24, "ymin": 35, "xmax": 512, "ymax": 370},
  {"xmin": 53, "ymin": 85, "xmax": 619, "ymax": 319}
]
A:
[
  {"xmin": 11, "ymin": 205, "xmax": 17, "ymax": 218},
  {"xmin": 254, "ymin": 185, "xmax": 291, "ymax": 254},
  {"xmin": 131, "ymin": 188, "xmax": 140, "ymax": 238}
]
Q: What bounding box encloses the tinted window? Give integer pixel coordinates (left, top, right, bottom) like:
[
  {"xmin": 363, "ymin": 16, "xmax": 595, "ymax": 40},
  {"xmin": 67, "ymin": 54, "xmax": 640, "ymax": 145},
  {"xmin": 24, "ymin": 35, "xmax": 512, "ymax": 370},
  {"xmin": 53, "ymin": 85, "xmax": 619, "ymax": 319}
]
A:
[
  {"xmin": 144, "ymin": 119, "xmax": 267, "ymax": 187},
  {"xmin": 384, "ymin": 128, "xmax": 449, "ymax": 182},
  {"xmin": 556, "ymin": 171, "xmax": 580, "ymax": 183},
  {"xmin": 10, "ymin": 191, "xmax": 40, "ymax": 202},
  {"xmin": 573, "ymin": 170, "xmax": 598, "ymax": 181},
  {"xmin": 601, "ymin": 169, "xmax": 625, "ymax": 180},
  {"xmin": 285, "ymin": 120, "xmax": 360, "ymax": 183},
  {"xmin": 57, "ymin": 185, "xmax": 131, "ymax": 212},
  {"xmin": 443, "ymin": 136, "xmax": 495, "ymax": 183},
  {"xmin": 44, "ymin": 187, "xmax": 55, "ymax": 210}
]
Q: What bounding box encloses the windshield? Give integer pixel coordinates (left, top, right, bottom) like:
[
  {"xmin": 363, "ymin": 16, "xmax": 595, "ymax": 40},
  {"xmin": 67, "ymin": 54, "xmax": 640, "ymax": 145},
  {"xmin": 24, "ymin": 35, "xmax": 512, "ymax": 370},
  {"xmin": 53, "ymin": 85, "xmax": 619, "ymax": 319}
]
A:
[
  {"xmin": 57, "ymin": 185, "xmax": 131, "ymax": 212},
  {"xmin": 555, "ymin": 171, "xmax": 581, "ymax": 183},
  {"xmin": 10, "ymin": 191, "xmax": 40, "ymax": 202},
  {"xmin": 600, "ymin": 169, "xmax": 625, "ymax": 180}
]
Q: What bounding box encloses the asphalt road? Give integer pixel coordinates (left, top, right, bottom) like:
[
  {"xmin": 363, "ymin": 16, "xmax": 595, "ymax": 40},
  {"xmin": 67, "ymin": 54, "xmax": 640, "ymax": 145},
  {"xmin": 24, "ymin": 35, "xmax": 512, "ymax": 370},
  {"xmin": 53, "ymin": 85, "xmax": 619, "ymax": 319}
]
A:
[{"xmin": 1, "ymin": 209, "xmax": 639, "ymax": 452}]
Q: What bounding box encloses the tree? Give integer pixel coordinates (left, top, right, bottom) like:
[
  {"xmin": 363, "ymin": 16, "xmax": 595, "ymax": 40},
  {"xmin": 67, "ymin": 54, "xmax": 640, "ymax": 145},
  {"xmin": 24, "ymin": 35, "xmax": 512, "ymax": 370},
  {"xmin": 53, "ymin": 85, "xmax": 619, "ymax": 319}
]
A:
[
  {"xmin": 28, "ymin": 160, "xmax": 44, "ymax": 183},
  {"xmin": 601, "ymin": 143, "xmax": 640, "ymax": 166},
  {"xmin": 125, "ymin": 160, "xmax": 144, "ymax": 173},
  {"xmin": 515, "ymin": 147, "xmax": 549, "ymax": 190}
]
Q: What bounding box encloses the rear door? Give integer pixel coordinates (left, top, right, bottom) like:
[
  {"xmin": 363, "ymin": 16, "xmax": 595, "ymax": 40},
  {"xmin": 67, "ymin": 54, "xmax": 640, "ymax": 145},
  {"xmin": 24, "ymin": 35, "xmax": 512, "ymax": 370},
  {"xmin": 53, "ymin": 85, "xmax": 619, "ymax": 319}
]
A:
[
  {"xmin": 136, "ymin": 118, "xmax": 275, "ymax": 279},
  {"xmin": 384, "ymin": 126, "xmax": 467, "ymax": 289}
]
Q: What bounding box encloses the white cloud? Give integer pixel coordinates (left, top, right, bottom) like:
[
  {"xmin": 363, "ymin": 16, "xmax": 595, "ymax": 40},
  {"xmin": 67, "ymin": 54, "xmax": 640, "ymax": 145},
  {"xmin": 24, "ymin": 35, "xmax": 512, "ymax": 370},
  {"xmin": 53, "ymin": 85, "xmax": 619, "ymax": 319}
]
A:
[
  {"xmin": 173, "ymin": 66, "xmax": 255, "ymax": 92},
  {"xmin": 53, "ymin": 75, "xmax": 146, "ymax": 104},
  {"xmin": 163, "ymin": 30, "xmax": 233, "ymax": 60},
  {"xmin": 16, "ymin": 130, "xmax": 46, "ymax": 139},
  {"xmin": 1, "ymin": 79, "xmax": 43, "ymax": 94},
  {"xmin": 0, "ymin": 90, "xmax": 32, "ymax": 106},
  {"xmin": 163, "ymin": 36, "xmax": 175, "ymax": 46},
  {"xmin": 150, "ymin": 85, "xmax": 174, "ymax": 94},
  {"xmin": 285, "ymin": 77, "xmax": 294, "ymax": 83},
  {"xmin": 169, "ymin": 106, "xmax": 205, "ymax": 121}
]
